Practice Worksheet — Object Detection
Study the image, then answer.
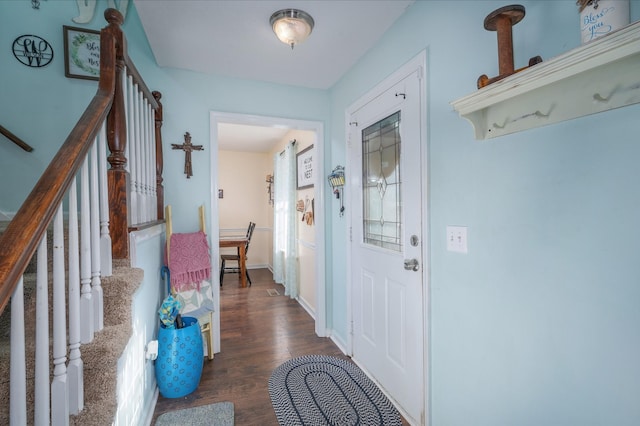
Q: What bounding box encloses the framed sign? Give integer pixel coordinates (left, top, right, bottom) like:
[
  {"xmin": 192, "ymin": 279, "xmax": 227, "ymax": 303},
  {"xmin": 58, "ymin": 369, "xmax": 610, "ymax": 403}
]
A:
[
  {"xmin": 63, "ymin": 25, "xmax": 100, "ymax": 80},
  {"xmin": 296, "ymin": 144, "xmax": 314, "ymax": 189}
]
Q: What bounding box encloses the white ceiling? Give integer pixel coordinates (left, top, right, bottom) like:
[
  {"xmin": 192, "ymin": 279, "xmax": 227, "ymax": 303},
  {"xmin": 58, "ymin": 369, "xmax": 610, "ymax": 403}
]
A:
[
  {"xmin": 217, "ymin": 122, "xmax": 291, "ymax": 153},
  {"xmin": 134, "ymin": 0, "xmax": 414, "ymax": 151}
]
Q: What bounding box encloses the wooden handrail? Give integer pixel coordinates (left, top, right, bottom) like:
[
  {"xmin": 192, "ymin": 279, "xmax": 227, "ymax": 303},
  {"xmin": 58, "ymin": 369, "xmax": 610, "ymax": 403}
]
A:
[
  {"xmin": 0, "ymin": 125, "xmax": 34, "ymax": 152},
  {"xmin": 0, "ymin": 14, "xmax": 118, "ymax": 314}
]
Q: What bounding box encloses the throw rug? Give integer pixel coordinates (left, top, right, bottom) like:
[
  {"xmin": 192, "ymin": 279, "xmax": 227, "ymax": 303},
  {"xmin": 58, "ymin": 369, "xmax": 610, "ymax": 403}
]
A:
[
  {"xmin": 268, "ymin": 355, "xmax": 402, "ymax": 425},
  {"xmin": 154, "ymin": 401, "xmax": 234, "ymax": 426}
]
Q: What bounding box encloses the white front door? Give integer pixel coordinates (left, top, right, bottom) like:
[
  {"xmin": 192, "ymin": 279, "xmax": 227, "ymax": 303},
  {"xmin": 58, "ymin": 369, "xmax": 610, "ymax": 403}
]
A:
[{"xmin": 348, "ymin": 57, "xmax": 426, "ymax": 424}]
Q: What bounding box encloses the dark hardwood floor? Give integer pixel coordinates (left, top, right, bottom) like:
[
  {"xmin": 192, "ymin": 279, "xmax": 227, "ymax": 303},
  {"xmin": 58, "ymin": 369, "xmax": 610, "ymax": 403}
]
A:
[{"xmin": 151, "ymin": 268, "xmax": 350, "ymax": 425}]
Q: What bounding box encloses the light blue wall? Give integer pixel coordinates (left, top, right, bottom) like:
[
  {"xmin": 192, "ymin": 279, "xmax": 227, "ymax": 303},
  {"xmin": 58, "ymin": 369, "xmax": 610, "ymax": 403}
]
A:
[
  {"xmin": 0, "ymin": 1, "xmax": 99, "ymax": 211},
  {"xmin": 3, "ymin": 0, "xmax": 640, "ymax": 424},
  {"xmin": 329, "ymin": 1, "xmax": 640, "ymax": 425}
]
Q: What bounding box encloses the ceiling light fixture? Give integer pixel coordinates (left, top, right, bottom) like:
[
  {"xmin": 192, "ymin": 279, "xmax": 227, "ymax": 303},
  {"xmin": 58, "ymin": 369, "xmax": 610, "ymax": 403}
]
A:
[{"xmin": 270, "ymin": 9, "xmax": 314, "ymax": 50}]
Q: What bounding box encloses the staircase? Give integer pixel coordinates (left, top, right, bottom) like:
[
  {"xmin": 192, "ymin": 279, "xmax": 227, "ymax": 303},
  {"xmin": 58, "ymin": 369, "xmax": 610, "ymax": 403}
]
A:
[
  {"xmin": 0, "ymin": 220, "xmax": 143, "ymax": 424},
  {"xmin": 0, "ymin": 8, "xmax": 166, "ymax": 424}
]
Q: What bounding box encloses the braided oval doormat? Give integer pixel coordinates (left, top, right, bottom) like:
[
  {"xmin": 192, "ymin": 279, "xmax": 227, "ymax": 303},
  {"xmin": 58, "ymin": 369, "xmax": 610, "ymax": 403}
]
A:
[{"xmin": 268, "ymin": 355, "xmax": 402, "ymax": 425}]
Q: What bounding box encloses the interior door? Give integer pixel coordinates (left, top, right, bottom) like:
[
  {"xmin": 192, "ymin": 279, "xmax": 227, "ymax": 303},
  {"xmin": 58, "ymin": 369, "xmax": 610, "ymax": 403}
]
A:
[{"xmin": 349, "ymin": 68, "xmax": 424, "ymax": 424}]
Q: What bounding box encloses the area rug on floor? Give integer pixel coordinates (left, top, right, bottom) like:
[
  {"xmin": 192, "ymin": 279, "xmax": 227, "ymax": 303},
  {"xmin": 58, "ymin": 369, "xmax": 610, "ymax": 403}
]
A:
[
  {"xmin": 268, "ymin": 355, "xmax": 402, "ymax": 425},
  {"xmin": 155, "ymin": 401, "xmax": 234, "ymax": 426}
]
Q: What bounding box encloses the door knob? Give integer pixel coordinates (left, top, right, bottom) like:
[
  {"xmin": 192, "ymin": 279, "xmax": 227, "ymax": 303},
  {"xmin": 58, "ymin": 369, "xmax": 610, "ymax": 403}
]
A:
[{"xmin": 404, "ymin": 258, "xmax": 419, "ymax": 271}]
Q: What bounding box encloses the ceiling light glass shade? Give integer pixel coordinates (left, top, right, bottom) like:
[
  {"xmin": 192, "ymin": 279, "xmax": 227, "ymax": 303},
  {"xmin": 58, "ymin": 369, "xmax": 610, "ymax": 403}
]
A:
[{"xmin": 270, "ymin": 9, "xmax": 314, "ymax": 49}]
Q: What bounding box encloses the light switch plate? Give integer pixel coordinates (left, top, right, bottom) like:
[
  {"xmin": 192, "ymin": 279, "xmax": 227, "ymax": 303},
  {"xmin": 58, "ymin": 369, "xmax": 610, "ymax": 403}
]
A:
[{"xmin": 446, "ymin": 225, "xmax": 468, "ymax": 253}]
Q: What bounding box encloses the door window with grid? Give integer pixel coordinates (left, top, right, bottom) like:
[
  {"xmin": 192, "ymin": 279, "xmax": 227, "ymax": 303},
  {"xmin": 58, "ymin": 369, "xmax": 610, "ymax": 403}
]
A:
[{"xmin": 362, "ymin": 111, "xmax": 402, "ymax": 252}]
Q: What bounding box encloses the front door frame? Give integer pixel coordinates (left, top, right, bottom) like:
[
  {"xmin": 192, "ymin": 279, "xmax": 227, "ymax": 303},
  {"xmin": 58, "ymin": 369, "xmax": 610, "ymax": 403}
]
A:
[
  {"xmin": 209, "ymin": 111, "xmax": 327, "ymax": 353},
  {"xmin": 345, "ymin": 50, "xmax": 430, "ymax": 425}
]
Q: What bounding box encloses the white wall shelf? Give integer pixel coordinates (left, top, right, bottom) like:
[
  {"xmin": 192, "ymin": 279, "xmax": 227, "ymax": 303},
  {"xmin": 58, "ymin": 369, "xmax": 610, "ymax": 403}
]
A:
[{"xmin": 451, "ymin": 21, "xmax": 640, "ymax": 140}]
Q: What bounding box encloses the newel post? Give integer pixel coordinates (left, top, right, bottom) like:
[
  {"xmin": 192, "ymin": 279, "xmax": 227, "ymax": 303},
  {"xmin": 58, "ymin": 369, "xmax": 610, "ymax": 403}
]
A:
[
  {"xmin": 153, "ymin": 91, "xmax": 165, "ymax": 220},
  {"xmin": 104, "ymin": 8, "xmax": 130, "ymax": 259}
]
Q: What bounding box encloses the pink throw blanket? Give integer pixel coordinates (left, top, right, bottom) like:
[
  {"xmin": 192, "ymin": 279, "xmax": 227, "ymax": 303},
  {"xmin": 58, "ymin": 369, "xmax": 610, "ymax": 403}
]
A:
[{"xmin": 168, "ymin": 231, "xmax": 211, "ymax": 291}]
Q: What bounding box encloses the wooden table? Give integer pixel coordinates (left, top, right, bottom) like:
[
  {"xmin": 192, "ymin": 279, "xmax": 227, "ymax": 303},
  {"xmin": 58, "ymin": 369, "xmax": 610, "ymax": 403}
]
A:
[{"xmin": 219, "ymin": 236, "xmax": 249, "ymax": 288}]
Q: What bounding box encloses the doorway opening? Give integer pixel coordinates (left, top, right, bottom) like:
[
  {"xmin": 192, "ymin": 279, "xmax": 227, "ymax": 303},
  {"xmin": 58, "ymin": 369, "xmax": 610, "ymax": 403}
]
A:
[{"xmin": 209, "ymin": 111, "xmax": 327, "ymax": 354}]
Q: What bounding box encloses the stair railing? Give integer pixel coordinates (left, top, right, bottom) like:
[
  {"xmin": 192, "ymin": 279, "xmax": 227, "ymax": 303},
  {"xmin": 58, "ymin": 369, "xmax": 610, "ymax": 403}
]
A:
[
  {"xmin": 0, "ymin": 125, "xmax": 34, "ymax": 152},
  {"xmin": 0, "ymin": 8, "xmax": 163, "ymax": 425}
]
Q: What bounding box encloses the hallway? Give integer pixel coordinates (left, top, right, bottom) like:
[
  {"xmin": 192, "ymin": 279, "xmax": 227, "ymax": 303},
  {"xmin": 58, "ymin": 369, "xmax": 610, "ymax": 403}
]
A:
[{"xmin": 151, "ymin": 268, "xmax": 348, "ymax": 424}]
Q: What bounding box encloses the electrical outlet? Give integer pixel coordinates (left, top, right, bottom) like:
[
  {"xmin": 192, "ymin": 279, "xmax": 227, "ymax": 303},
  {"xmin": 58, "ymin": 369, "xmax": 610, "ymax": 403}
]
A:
[{"xmin": 446, "ymin": 226, "xmax": 468, "ymax": 253}]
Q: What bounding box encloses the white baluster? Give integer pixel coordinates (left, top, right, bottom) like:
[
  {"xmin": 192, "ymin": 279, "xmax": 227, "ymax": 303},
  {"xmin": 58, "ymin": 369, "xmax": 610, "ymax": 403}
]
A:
[
  {"xmin": 142, "ymin": 98, "xmax": 150, "ymax": 222},
  {"xmin": 98, "ymin": 121, "xmax": 112, "ymax": 277},
  {"xmin": 123, "ymin": 70, "xmax": 131, "ymax": 174},
  {"xmin": 139, "ymin": 97, "xmax": 147, "ymax": 223},
  {"xmin": 34, "ymin": 235, "xmax": 49, "ymax": 425},
  {"xmin": 149, "ymin": 105, "xmax": 158, "ymax": 221},
  {"xmin": 51, "ymin": 205, "xmax": 69, "ymax": 424},
  {"xmin": 67, "ymin": 176, "xmax": 84, "ymax": 414},
  {"xmin": 10, "ymin": 277, "xmax": 27, "ymax": 426},
  {"xmin": 80, "ymin": 157, "xmax": 94, "ymax": 344},
  {"xmin": 134, "ymin": 84, "xmax": 143, "ymax": 224},
  {"xmin": 125, "ymin": 73, "xmax": 136, "ymax": 227},
  {"xmin": 127, "ymin": 79, "xmax": 138, "ymax": 225},
  {"xmin": 90, "ymin": 142, "xmax": 103, "ymax": 332}
]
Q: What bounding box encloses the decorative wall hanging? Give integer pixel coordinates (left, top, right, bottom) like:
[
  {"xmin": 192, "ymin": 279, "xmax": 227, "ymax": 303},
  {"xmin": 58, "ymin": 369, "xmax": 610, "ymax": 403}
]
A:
[
  {"xmin": 328, "ymin": 165, "xmax": 345, "ymax": 217},
  {"xmin": 578, "ymin": 0, "xmax": 630, "ymax": 44},
  {"xmin": 296, "ymin": 144, "xmax": 314, "ymax": 189},
  {"xmin": 72, "ymin": 0, "xmax": 129, "ymax": 24},
  {"xmin": 172, "ymin": 132, "xmax": 204, "ymax": 179},
  {"xmin": 63, "ymin": 26, "xmax": 100, "ymax": 80},
  {"xmin": 476, "ymin": 4, "xmax": 542, "ymax": 89},
  {"xmin": 296, "ymin": 197, "xmax": 314, "ymax": 225},
  {"xmin": 303, "ymin": 197, "xmax": 314, "ymax": 225},
  {"xmin": 266, "ymin": 174, "xmax": 274, "ymax": 205},
  {"xmin": 12, "ymin": 35, "xmax": 53, "ymax": 68}
]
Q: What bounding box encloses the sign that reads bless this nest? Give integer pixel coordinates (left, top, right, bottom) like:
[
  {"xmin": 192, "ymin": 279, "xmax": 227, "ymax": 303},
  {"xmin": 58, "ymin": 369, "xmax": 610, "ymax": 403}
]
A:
[
  {"xmin": 63, "ymin": 25, "xmax": 100, "ymax": 80},
  {"xmin": 296, "ymin": 144, "xmax": 314, "ymax": 189}
]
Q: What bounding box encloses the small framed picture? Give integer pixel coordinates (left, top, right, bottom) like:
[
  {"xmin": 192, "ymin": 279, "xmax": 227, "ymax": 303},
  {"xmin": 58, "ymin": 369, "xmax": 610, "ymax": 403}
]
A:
[
  {"xmin": 63, "ymin": 25, "xmax": 100, "ymax": 80},
  {"xmin": 296, "ymin": 144, "xmax": 314, "ymax": 189},
  {"xmin": 218, "ymin": 189, "xmax": 224, "ymax": 199}
]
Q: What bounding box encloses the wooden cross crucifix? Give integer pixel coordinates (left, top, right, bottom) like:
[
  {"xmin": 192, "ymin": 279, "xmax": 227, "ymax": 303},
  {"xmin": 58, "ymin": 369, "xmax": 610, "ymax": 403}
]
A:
[{"xmin": 171, "ymin": 132, "xmax": 203, "ymax": 179}]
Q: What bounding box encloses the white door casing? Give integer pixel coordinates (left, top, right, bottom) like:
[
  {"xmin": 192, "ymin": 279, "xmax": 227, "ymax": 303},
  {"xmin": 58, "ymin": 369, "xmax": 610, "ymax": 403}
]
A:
[
  {"xmin": 209, "ymin": 112, "xmax": 327, "ymax": 354},
  {"xmin": 347, "ymin": 52, "xmax": 427, "ymax": 425}
]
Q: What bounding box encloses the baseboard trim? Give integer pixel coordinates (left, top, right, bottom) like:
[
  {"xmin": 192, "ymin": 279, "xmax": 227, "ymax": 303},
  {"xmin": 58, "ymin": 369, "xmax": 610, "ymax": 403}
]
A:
[
  {"xmin": 329, "ymin": 332, "xmax": 349, "ymax": 356},
  {"xmin": 142, "ymin": 387, "xmax": 159, "ymax": 426},
  {"xmin": 297, "ymin": 295, "xmax": 316, "ymax": 320}
]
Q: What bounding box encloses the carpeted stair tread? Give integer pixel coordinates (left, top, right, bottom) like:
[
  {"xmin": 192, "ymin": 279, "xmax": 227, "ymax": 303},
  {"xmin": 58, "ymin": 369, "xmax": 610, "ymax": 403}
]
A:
[
  {"xmin": 69, "ymin": 324, "xmax": 130, "ymax": 426},
  {"xmin": 103, "ymin": 265, "xmax": 143, "ymax": 328},
  {"xmin": 0, "ymin": 260, "xmax": 143, "ymax": 425},
  {"xmin": 69, "ymin": 264, "xmax": 141, "ymax": 424}
]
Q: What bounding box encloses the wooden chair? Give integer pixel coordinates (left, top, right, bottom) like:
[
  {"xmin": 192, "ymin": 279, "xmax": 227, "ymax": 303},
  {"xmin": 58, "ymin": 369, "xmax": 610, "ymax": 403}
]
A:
[
  {"xmin": 220, "ymin": 221, "xmax": 256, "ymax": 286},
  {"xmin": 165, "ymin": 204, "xmax": 215, "ymax": 360}
]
